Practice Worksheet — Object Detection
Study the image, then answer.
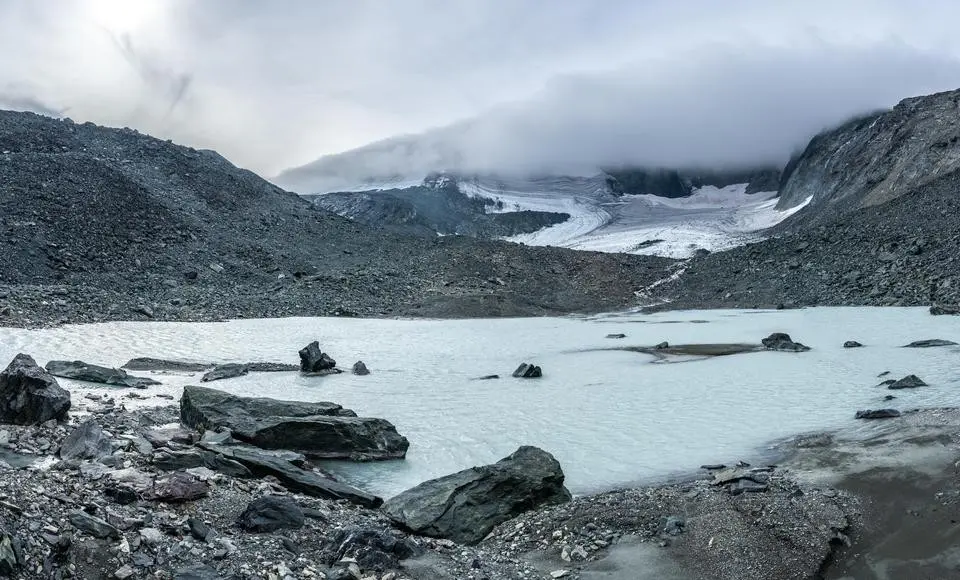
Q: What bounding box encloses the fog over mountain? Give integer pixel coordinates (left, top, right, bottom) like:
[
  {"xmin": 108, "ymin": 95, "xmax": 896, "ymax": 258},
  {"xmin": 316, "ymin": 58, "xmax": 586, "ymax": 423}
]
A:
[{"xmin": 3, "ymin": 0, "xmax": 960, "ymax": 177}]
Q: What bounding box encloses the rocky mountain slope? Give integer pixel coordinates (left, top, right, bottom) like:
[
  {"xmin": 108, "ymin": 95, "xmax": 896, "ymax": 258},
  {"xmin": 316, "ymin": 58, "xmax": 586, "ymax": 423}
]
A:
[
  {"xmin": 777, "ymin": 89, "xmax": 960, "ymax": 221},
  {"xmin": 0, "ymin": 109, "xmax": 674, "ymax": 326},
  {"xmin": 653, "ymin": 164, "xmax": 960, "ymax": 309}
]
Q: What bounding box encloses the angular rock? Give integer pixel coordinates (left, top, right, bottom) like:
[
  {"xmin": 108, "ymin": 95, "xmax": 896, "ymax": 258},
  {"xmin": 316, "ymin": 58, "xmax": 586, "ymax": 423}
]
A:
[
  {"xmin": 153, "ymin": 448, "xmax": 251, "ymax": 478},
  {"xmin": 238, "ymin": 495, "xmax": 304, "ymax": 532},
  {"xmin": 512, "ymin": 363, "xmax": 542, "ymax": 378},
  {"xmin": 761, "ymin": 333, "xmax": 810, "ymax": 352},
  {"xmin": 654, "ymin": 341, "xmax": 669, "ymax": 349},
  {"xmin": 298, "ymin": 341, "xmax": 336, "ymax": 372},
  {"xmin": 605, "ymin": 333, "xmax": 626, "ymax": 339},
  {"xmin": 59, "ymin": 420, "xmax": 113, "ymax": 461},
  {"xmin": 328, "ymin": 526, "xmax": 424, "ymax": 571},
  {"xmin": 888, "ymin": 374, "xmax": 928, "ymax": 389},
  {"xmin": 930, "ymin": 304, "xmax": 960, "ymax": 316},
  {"xmin": 902, "ymin": 339, "xmax": 958, "ymax": 348},
  {"xmin": 199, "ymin": 442, "xmax": 381, "ymax": 507},
  {"xmin": 122, "ymin": 358, "xmax": 210, "ymax": 372},
  {"xmin": 45, "ymin": 360, "xmax": 160, "ymax": 389},
  {"xmin": 187, "ymin": 517, "xmax": 211, "ymax": 541},
  {"xmin": 0, "ymin": 534, "xmax": 18, "ymax": 576},
  {"xmin": 0, "ymin": 354, "xmax": 70, "ymax": 425},
  {"xmin": 843, "ymin": 341, "xmax": 864, "ymax": 348},
  {"xmin": 352, "ymin": 361, "xmax": 370, "ymax": 376},
  {"xmin": 149, "ymin": 472, "xmax": 209, "ymax": 502},
  {"xmin": 200, "ymin": 364, "xmax": 248, "ymax": 383},
  {"xmin": 475, "ymin": 374, "xmax": 500, "ymax": 380},
  {"xmin": 69, "ymin": 510, "xmax": 121, "ymax": 539},
  {"xmin": 855, "ymin": 409, "xmax": 902, "ymax": 419},
  {"xmin": 105, "ymin": 485, "xmax": 139, "ymax": 505},
  {"xmin": 142, "ymin": 426, "xmax": 198, "ymax": 448},
  {"xmin": 383, "ymin": 446, "xmax": 571, "ymax": 544},
  {"xmin": 180, "ymin": 386, "xmax": 407, "ymax": 460}
]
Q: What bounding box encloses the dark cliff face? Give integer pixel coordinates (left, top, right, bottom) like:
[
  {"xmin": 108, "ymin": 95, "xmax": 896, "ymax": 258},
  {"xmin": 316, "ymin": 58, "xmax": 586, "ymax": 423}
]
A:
[
  {"xmin": 777, "ymin": 89, "xmax": 960, "ymax": 219},
  {"xmin": 603, "ymin": 166, "xmax": 781, "ymax": 197}
]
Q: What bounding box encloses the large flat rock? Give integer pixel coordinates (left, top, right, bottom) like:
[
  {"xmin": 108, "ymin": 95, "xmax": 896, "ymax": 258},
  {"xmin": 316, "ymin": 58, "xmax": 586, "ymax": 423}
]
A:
[{"xmin": 180, "ymin": 385, "xmax": 409, "ymax": 460}]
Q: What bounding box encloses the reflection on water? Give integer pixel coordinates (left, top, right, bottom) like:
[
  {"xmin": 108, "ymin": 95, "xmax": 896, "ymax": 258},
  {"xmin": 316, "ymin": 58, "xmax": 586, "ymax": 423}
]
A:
[{"xmin": 0, "ymin": 307, "xmax": 957, "ymax": 498}]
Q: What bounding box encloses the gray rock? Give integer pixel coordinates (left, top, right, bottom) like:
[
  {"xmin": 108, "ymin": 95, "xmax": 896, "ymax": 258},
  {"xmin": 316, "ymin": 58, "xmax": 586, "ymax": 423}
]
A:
[
  {"xmin": 238, "ymin": 495, "xmax": 304, "ymax": 532},
  {"xmin": 245, "ymin": 362, "xmax": 299, "ymax": 372},
  {"xmin": 152, "ymin": 448, "xmax": 251, "ymax": 477},
  {"xmin": 902, "ymin": 339, "xmax": 958, "ymax": 348},
  {"xmin": 142, "ymin": 426, "xmax": 198, "ymax": 448},
  {"xmin": 0, "ymin": 354, "xmax": 70, "ymax": 425},
  {"xmin": 122, "ymin": 358, "xmax": 210, "ymax": 372},
  {"xmin": 605, "ymin": 333, "xmax": 627, "ymax": 339},
  {"xmin": 663, "ymin": 516, "xmax": 685, "ymax": 536},
  {"xmin": 761, "ymin": 333, "xmax": 810, "ymax": 352},
  {"xmin": 45, "ymin": 360, "xmax": 160, "ymax": 389},
  {"xmin": 298, "ymin": 341, "xmax": 336, "ymax": 372},
  {"xmin": 352, "ymin": 361, "xmax": 370, "ymax": 376},
  {"xmin": 187, "ymin": 517, "xmax": 211, "ymax": 541},
  {"xmin": 174, "ymin": 564, "xmax": 224, "ymax": 580},
  {"xmin": 69, "ymin": 510, "xmax": 120, "ymax": 539},
  {"xmin": 728, "ymin": 479, "xmax": 770, "ymax": 495},
  {"xmin": 0, "ymin": 534, "xmax": 18, "ymax": 576},
  {"xmin": 328, "ymin": 526, "xmax": 424, "ymax": 571},
  {"xmin": 474, "ymin": 374, "xmax": 500, "ymax": 380},
  {"xmin": 180, "ymin": 385, "xmax": 408, "ymax": 460},
  {"xmin": 512, "ymin": 363, "xmax": 542, "ymax": 378},
  {"xmin": 59, "ymin": 420, "xmax": 113, "ymax": 461},
  {"xmin": 888, "ymin": 374, "xmax": 928, "ymax": 389},
  {"xmin": 200, "ymin": 363, "xmax": 249, "ymax": 383},
  {"xmin": 383, "ymin": 446, "xmax": 571, "ymax": 544},
  {"xmin": 843, "ymin": 341, "xmax": 864, "ymax": 348},
  {"xmin": 149, "ymin": 471, "xmax": 209, "ymax": 503},
  {"xmin": 199, "ymin": 442, "xmax": 381, "ymax": 507},
  {"xmin": 855, "ymin": 409, "xmax": 902, "ymax": 419}
]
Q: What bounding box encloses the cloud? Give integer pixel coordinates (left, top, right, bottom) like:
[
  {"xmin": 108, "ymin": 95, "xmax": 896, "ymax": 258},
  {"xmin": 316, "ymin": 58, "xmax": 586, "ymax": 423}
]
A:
[
  {"xmin": 3, "ymin": 0, "xmax": 960, "ymax": 180},
  {"xmin": 276, "ymin": 39, "xmax": 960, "ymax": 191}
]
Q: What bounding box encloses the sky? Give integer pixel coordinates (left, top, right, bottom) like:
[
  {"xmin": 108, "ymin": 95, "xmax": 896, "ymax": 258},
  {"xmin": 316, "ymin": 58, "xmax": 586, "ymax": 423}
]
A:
[{"xmin": 2, "ymin": 0, "xmax": 960, "ymax": 180}]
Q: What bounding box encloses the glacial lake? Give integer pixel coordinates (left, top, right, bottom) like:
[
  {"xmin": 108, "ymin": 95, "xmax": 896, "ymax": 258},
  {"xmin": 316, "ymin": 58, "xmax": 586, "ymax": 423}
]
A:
[{"xmin": 0, "ymin": 307, "xmax": 957, "ymax": 498}]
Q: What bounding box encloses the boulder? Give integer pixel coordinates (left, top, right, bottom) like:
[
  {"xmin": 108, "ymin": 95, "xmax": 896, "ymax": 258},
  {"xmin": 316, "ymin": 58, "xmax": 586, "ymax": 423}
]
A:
[
  {"xmin": 512, "ymin": 363, "xmax": 542, "ymax": 378},
  {"xmin": 326, "ymin": 526, "xmax": 424, "ymax": 571},
  {"xmin": 605, "ymin": 333, "xmax": 627, "ymax": 339},
  {"xmin": 761, "ymin": 333, "xmax": 810, "ymax": 352},
  {"xmin": 654, "ymin": 341, "xmax": 669, "ymax": 350},
  {"xmin": 855, "ymin": 409, "xmax": 902, "ymax": 419},
  {"xmin": 152, "ymin": 448, "xmax": 251, "ymax": 478},
  {"xmin": 843, "ymin": 341, "xmax": 864, "ymax": 348},
  {"xmin": 45, "ymin": 360, "xmax": 160, "ymax": 389},
  {"xmin": 69, "ymin": 510, "xmax": 120, "ymax": 539},
  {"xmin": 200, "ymin": 364, "xmax": 249, "ymax": 383},
  {"xmin": 122, "ymin": 358, "xmax": 210, "ymax": 372},
  {"xmin": 0, "ymin": 354, "xmax": 70, "ymax": 424},
  {"xmin": 298, "ymin": 341, "xmax": 336, "ymax": 373},
  {"xmin": 352, "ymin": 361, "xmax": 370, "ymax": 376},
  {"xmin": 930, "ymin": 304, "xmax": 960, "ymax": 316},
  {"xmin": 238, "ymin": 495, "xmax": 304, "ymax": 532},
  {"xmin": 59, "ymin": 420, "xmax": 113, "ymax": 461},
  {"xmin": 180, "ymin": 386, "xmax": 408, "ymax": 460},
  {"xmin": 198, "ymin": 442, "xmax": 382, "ymax": 507},
  {"xmin": 383, "ymin": 446, "xmax": 571, "ymax": 544},
  {"xmin": 902, "ymin": 339, "xmax": 958, "ymax": 348},
  {"xmin": 149, "ymin": 471, "xmax": 209, "ymax": 502},
  {"xmin": 887, "ymin": 374, "xmax": 928, "ymax": 389}
]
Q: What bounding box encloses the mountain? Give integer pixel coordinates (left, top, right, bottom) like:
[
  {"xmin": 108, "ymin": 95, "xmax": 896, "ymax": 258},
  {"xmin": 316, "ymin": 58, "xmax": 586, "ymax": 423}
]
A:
[
  {"xmin": 0, "ymin": 109, "xmax": 674, "ymax": 325},
  {"xmin": 777, "ymin": 89, "xmax": 960, "ymax": 221},
  {"xmin": 651, "ymin": 89, "xmax": 960, "ymax": 309}
]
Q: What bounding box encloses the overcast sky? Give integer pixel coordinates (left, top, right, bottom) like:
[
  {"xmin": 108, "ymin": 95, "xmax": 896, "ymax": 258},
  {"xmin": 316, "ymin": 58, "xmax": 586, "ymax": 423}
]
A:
[{"xmin": 2, "ymin": 0, "xmax": 960, "ymax": 178}]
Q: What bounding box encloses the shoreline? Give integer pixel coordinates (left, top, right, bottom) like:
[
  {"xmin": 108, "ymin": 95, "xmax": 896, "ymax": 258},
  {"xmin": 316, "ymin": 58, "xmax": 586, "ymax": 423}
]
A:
[{"xmin": 0, "ymin": 379, "xmax": 954, "ymax": 578}]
